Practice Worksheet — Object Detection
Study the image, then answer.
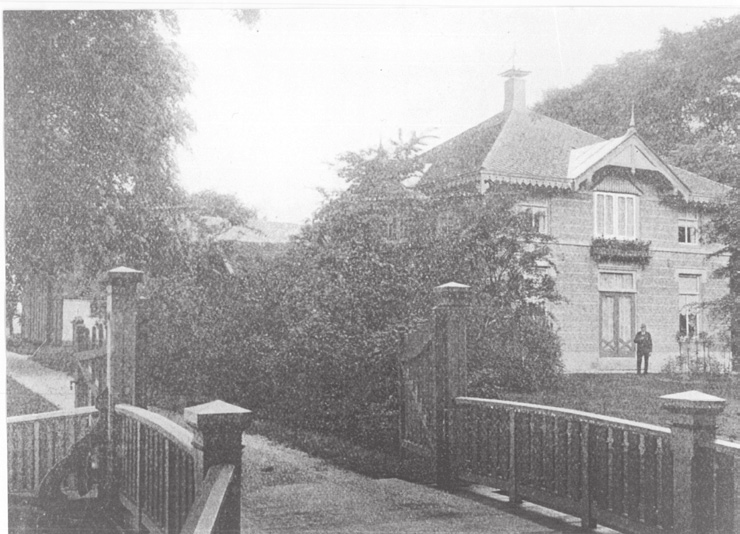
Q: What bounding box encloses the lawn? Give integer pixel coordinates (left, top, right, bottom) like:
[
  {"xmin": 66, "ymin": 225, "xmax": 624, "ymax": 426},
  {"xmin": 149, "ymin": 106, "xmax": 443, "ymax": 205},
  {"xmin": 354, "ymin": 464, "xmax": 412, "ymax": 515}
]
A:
[
  {"xmin": 499, "ymin": 373, "xmax": 740, "ymax": 441},
  {"xmin": 7, "ymin": 377, "xmax": 58, "ymax": 417}
]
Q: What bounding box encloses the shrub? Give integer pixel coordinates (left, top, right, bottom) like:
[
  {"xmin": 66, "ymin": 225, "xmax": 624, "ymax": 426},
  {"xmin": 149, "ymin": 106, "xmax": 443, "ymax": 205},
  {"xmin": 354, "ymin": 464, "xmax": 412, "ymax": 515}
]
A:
[{"xmin": 469, "ymin": 310, "xmax": 563, "ymax": 396}]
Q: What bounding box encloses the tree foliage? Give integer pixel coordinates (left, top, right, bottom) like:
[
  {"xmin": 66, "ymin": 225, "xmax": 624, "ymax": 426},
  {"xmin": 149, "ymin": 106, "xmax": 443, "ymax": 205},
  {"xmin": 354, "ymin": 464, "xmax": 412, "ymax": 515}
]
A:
[
  {"xmin": 140, "ymin": 135, "xmax": 562, "ymax": 448},
  {"xmin": 5, "ymin": 10, "xmax": 193, "ymax": 280},
  {"xmin": 535, "ymin": 14, "xmax": 740, "ymax": 186},
  {"xmin": 187, "ymin": 190, "xmax": 255, "ymax": 227},
  {"xmin": 282, "ymin": 138, "xmax": 561, "ymax": 442}
]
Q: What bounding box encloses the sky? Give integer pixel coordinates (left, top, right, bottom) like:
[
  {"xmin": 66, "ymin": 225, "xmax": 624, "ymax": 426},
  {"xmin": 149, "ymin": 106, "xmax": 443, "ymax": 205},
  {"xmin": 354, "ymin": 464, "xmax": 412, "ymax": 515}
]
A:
[{"xmin": 173, "ymin": 6, "xmax": 740, "ymax": 225}]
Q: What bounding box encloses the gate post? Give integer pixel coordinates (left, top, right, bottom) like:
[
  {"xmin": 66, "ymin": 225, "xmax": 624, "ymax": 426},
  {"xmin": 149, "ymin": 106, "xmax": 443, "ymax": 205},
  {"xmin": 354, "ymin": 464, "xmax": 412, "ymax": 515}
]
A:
[
  {"xmin": 434, "ymin": 282, "xmax": 471, "ymax": 488},
  {"xmin": 106, "ymin": 266, "xmax": 144, "ymax": 407},
  {"xmin": 184, "ymin": 400, "xmax": 253, "ymax": 533},
  {"xmin": 103, "ymin": 266, "xmax": 143, "ymax": 504},
  {"xmin": 661, "ymin": 390, "xmax": 726, "ymax": 534}
]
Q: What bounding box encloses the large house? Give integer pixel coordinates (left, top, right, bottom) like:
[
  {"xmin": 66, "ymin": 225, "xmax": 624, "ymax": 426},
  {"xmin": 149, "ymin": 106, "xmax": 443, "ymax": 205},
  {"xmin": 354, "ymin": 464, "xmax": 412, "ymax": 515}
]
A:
[{"xmin": 414, "ymin": 69, "xmax": 732, "ymax": 372}]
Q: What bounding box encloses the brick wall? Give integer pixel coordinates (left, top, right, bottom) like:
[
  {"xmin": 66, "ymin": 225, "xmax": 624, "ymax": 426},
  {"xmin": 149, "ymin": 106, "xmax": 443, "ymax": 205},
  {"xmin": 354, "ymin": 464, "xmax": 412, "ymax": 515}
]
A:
[{"xmin": 542, "ymin": 186, "xmax": 730, "ymax": 373}]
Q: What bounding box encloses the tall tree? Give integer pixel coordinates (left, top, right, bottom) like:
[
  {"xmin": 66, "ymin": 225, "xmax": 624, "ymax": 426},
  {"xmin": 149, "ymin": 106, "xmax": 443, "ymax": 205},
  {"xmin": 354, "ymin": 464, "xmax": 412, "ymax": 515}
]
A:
[
  {"xmin": 5, "ymin": 10, "xmax": 193, "ymax": 281},
  {"xmin": 246, "ymin": 136, "xmax": 561, "ymax": 446}
]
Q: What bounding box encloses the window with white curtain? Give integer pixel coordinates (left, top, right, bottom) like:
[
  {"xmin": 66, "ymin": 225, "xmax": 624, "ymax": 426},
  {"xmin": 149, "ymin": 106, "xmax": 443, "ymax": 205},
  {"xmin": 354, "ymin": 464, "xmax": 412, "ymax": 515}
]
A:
[{"xmin": 594, "ymin": 192, "xmax": 638, "ymax": 239}]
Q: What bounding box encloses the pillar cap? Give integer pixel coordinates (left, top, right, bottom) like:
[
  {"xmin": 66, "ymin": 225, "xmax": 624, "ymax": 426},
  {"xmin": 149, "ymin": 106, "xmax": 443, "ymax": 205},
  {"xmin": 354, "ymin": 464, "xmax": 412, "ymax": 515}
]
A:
[
  {"xmin": 435, "ymin": 282, "xmax": 470, "ymax": 290},
  {"xmin": 434, "ymin": 282, "xmax": 471, "ymax": 307},
  {"xmin": 107, "ymin": 266, "xmax": 144, "ymax": 284},
  {"xmin": 660, "ymin": 390, "xmax": 726, "ymax": 415},
  {"xmin": 184, "ymin": 400, "xmax": 253, "ymax": 432}
]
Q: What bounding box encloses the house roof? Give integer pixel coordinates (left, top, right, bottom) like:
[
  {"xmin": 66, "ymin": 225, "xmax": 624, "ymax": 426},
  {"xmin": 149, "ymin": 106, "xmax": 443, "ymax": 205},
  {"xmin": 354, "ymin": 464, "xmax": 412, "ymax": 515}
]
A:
[
  {"xmin": 416, "ymin": 107, "xmax": 730, "ymax": 202},
  {"xmin": 481, "ymin": 110, "xmax": 603, "ymax": 181},
  {"xmin": 669, "ymin": 165, "xmax": 731, "ymax": 202},
  {"xmin": 346, "ymin": 173, "xmax": 428, "ymax": 203},
  {"xmin": 214, "ymin": 219, "xmax": 301, "ymax": 244},
  {"xmin": 418, "ymin": 111, "xmax": 510, "ymax": 188}
]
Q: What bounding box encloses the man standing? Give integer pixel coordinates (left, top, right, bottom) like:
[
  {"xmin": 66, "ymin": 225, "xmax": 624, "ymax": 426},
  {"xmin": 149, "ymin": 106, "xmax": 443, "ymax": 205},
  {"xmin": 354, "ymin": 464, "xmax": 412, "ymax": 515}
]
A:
[{"xmin": 634, "ymin": 323, "xmax": 653, "ymax": 374}]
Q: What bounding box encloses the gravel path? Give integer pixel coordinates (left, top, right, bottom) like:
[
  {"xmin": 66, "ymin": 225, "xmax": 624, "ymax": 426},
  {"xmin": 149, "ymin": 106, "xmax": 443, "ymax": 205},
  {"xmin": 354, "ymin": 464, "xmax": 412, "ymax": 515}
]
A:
[
  {"xmin": 240, "ymin": 433, "xmax": 617, "ymax": 534},
  {"xmin": 6, "ymin": 351, "xmax": 75, "ymax": 411}
]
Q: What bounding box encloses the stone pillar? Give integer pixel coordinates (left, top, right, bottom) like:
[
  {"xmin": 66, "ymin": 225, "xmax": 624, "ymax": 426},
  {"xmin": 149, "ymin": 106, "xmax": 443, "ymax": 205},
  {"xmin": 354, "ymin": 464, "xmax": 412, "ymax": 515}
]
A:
[
  {"xmin": 433, "ymin": 282, "xmax": 471, "ymax": 488},
  {"xmin": 661, "ymin": 390, "xmax": 726, "ymax": 534},
  {"xmin": 103, "ymin": 266, "xmax": 143, "ymax": 504},
  {"xmin": 185, "ymin": 400, "xmax": 253, "ymax": 533},
  {"xmin": 106, "ymin": 266, "xmax": 143, "ymax": 407}
]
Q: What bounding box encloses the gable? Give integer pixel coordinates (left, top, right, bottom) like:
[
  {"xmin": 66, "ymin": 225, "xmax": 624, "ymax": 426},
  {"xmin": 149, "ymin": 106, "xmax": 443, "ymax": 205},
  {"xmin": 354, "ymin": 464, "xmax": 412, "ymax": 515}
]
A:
[
  {"xmin": 415, "ymin": 107, "xmax": 729, "ymax": 203},
  {"xmin": 593, "ymin": 175, "xmax": 643, "ymax": 196},
  {"xmin": 568, "ymin": 131, "xmax": 691, "ymax": 198}
]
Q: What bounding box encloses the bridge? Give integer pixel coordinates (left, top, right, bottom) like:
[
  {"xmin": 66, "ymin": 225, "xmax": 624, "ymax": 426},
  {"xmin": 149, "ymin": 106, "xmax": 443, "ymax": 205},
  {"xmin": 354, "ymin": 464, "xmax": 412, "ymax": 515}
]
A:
[{"xmin": 7, "ymin": 272, "xmax": 740, "ymax": 534}]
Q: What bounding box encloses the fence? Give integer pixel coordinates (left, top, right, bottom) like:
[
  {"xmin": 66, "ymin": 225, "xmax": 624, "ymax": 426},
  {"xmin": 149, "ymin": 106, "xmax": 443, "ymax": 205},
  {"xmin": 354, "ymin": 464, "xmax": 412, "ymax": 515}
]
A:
[
  {"xmin": 74, "ymin": 348, "xmax": 106, "ymax": 407},
  {"xmin": 704, "ymin": 439, "xmax": 740, "ymax": 533},
  {"xmin": 7, "ymin": 406, "xmax": 98, "ymax": 497},
  {"xmin": 399, "ymin": 317, "xmax": 436, "ymax": 460},
  {"xmin": 116, "ymin": 405, "xmax": 198, "ymax": 534},
  {"xmin": 452, "ymin": 397, "xmax": 740, "ymax": 534},
  {"xmin": 454, "ymin": 398, "xmax": 675, "ymax": 533},
  {"xmin": 8, "ymin": 402, "xmax": 250, "ymax": 534}
]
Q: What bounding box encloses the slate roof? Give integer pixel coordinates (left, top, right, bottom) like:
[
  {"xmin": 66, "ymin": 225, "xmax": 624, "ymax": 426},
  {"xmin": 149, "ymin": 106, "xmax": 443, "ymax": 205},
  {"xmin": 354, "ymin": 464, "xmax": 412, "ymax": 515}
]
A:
[
  {"xmin": 669, "ymin": 165, "xmax": 731, "ymax": 202},
  {"xmin": 417, "ymin": 108, "xmax": 730, "ymax": 202},
  {"xmin": 418, "ymin": 111, "xmax": 510, "ymax": 187},
  {"xmin": 481, "ymin": 110, "xmax": 602, "ymax": 180}
]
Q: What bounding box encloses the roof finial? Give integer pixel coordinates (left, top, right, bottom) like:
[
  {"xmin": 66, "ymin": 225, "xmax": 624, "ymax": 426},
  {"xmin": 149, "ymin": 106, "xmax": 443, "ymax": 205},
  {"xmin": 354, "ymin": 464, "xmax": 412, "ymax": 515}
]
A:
[{"xmin": 629, "ymin": 103, "xmax": 636, "ymax": 132}]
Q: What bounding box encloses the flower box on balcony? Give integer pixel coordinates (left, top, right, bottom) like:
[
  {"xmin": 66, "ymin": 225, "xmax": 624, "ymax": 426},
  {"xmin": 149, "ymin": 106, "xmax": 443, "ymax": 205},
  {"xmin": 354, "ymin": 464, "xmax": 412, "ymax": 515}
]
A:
[{"xmin": 590, "ymin": 237, "xmax": 651, "ymax": 266}]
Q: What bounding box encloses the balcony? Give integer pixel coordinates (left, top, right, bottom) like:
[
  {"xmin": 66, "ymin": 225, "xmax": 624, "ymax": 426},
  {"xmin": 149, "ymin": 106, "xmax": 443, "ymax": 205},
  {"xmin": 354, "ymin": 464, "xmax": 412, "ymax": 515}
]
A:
[{"xmin": 590, "ymin": 237, "xmax": 651, "ymax": 266}]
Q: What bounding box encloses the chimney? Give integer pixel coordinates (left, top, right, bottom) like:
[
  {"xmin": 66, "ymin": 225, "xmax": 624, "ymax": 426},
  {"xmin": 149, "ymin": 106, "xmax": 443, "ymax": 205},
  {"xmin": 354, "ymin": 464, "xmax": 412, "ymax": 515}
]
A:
[{"xmin": 501, "ymin": 68, "xmax": 530, "ymax": 112}]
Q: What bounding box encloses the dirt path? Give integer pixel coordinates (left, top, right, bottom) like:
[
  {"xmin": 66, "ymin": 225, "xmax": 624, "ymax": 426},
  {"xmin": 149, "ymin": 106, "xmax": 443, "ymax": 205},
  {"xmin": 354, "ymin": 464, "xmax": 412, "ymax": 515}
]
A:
[
  {"xmin": 6, "ymin": 351, "xmax": 75, "ymax": 411},
  {"xmin": 240, "ymin": 433, "xmax": 615, "ymax": 534}
]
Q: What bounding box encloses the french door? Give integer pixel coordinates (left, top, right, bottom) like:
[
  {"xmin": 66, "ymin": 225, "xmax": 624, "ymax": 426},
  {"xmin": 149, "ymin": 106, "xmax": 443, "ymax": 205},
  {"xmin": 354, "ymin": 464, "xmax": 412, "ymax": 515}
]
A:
[{"xmin": 600, "ymin": 292, "xmax": 635, "ymax": 358}]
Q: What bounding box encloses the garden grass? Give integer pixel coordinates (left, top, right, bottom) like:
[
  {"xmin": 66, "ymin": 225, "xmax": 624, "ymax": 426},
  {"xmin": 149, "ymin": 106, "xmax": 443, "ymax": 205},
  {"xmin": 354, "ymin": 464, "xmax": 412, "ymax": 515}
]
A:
[
  {"xmin": 7, "ymin": 377, "xmax": 59, "ymax": 417},
  {"xmin": 499, "ymin": 373, "xmax": 740, "ymax": 441},
  {"xmin": 150, "ymin": 401, "xmax": 404, "ymax": 479},
  {"xmin": 249, "ymin": 419, "xmax": 403, "ymax": 479}
]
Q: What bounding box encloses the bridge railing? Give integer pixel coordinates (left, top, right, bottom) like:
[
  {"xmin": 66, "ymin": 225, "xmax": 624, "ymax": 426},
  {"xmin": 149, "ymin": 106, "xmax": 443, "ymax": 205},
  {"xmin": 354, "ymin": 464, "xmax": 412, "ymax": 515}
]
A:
[
  {"xmin": 9, "ymin": 401, "xmax": 250, "ymax": 534},
  {"xmin": 452, "ymin": 394, "xmax": 739, "ymax": 534},
  {"xmin": 116, "ymin": 405, "xmax": 198, "ymax": 534},
  {"xmin": 7, "ymin": 406, "xmax": 99, "ymax": 497},
  {"xmin": 453, "ymin": 398, "xmax": 674, "ymax": 533},
  {"xmin": 706, "ymin": 439, "xmax": 740, "ymax": 533},
  {"xmin": 179, "ymin": 465, "xmax": 237, "ymax": 534}
]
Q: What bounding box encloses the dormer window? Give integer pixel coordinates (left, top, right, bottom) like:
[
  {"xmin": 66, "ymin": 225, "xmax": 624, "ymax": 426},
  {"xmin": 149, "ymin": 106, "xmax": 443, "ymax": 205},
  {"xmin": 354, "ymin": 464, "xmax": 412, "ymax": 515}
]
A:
[
  {"xmin": 594, "ymin": 192, "xmax": 638, "ymax": 239},
  {"xmin": 678, "ymin": 215, "xmax": 698, "ymax": 244}
]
